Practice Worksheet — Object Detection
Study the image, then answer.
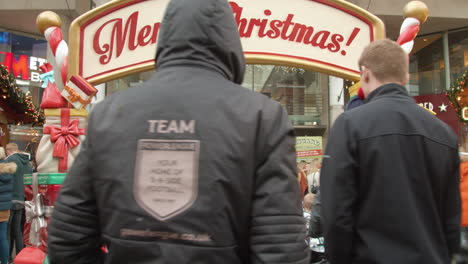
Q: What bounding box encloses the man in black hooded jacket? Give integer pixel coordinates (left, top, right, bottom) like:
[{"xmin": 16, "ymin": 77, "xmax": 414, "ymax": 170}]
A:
[
  {"xmin": 48, "ymin": 0, "xmax": 309, "ymax": 263},
  {"xmin": 321, "ymin": 39, "xmax": 460, "ymax": 264}
]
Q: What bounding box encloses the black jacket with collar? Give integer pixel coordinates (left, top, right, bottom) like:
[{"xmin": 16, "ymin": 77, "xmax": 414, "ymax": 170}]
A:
[
  {"xmin": 48, "ymin": 0, "xmax": 308, "ymax": 263},
  {"xmin": 321, "ymin": 83, "xmax": 460, "ymax": 264}
]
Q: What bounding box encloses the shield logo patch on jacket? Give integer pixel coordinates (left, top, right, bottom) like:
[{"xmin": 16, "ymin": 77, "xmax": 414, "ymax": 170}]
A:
[{"xmin": 134, "ymin": 139, "xmax": 200, "ymax": 221}]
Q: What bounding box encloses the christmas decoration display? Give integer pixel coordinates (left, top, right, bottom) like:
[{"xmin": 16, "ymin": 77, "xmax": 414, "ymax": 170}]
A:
[
  {"xmin": 0, "ymin": 64, "xmax": 44, "ymax": 126},
  {"xmin": 37, "ymin": 108, "xmax": 87, "ymax": 173},
  {"xmin": 15, "ymin": 11, "xmax": 99, "ymax": 263},
  {"xmin": 12, "ymin": 246, "xmax": 47, "ymax": 264},
  {"xmin": 37, "ymin": 11, "xmax": 68, "ymax": 91},
  {"xmin": 39, "ymin": 63, "xmax": 67, "ymax": 109},
  {"xmin": 446, "ymin": 69, "xmax": 468, "ymax": 122},
  {"xmin": 396, "ymin": 17, "xmax": 421, "ymax": 54},
  {"xmin": 23, "ymin": 173, "xmax": 65, "ymax": 252},
  {"xmin": 397, "ymin": 1, "xmax": 428, "ymax": 54},
  {"xmin": 62, "ymin": 75, "xmax": 98, "ymax": 109}
]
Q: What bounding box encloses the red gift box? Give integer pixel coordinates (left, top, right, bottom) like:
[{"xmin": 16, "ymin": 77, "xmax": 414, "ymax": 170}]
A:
[
  {"xmin": 39, "ymin": 63, "xmax": 67, "ymax": 109},
  {"xmin": 14, "ymin": 247, "xmax": 46, "ymax": 264},
  {"xmin": 23, "ymin": 174, "xmax": 65, "ymax": 252}
]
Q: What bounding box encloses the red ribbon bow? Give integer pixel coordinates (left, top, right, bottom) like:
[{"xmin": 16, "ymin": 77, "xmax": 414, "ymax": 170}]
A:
[{"xmin": 43, "ymin": 109, "xmax": 85, "ymax": 172}]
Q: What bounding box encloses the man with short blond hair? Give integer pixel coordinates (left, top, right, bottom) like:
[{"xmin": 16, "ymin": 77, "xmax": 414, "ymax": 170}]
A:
[
  {"xmin": 321, "ymin": 39, "xmax": 460, "ymax": 264},
  {"xmin": 358, "ymin": 39, "xmax": 409, "ymax": 85},
  {"xmin": 5, "ymin": 143, "xmax": 18, "ymax": 154}
]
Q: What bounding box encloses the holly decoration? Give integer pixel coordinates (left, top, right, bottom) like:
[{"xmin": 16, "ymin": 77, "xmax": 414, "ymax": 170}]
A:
[{"xmin": 0, "ymin": 64, "xmax": 44, "ymax": 126}]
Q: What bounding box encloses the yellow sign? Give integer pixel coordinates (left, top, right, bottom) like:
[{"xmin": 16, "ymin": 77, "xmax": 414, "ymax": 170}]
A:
[{"xmin": 296, "ymin": 136, "xmax": 323, "ymax": 162}]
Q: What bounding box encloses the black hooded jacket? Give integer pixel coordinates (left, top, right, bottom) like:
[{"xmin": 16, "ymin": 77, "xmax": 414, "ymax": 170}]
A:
[{"xmin": 48, "ymin": 0, "xmax": 308, "ymax": 263}]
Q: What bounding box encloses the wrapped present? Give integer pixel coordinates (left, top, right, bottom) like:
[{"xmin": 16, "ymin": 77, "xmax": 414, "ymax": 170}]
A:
[
  {"xmin": 39, "ymin": 63, "xmax": 67, "ymax": 109},
  {"xmin": 24, "ymin": 173, "xmax": 66, "ymax": 204},
  {"xmin": 36, "ymin": 108, "xmax": 87, "ymax": 173},
  {"xmin": 14, "ymin": 247, "xmax": 46, "ymax": 264},
  {"xmin": 62, "ymin": 75, "xmax": 98, "ymax": 109},
  {"xmin": 22, "ymin": 173, "xmax": 65, "ymax": 254}
]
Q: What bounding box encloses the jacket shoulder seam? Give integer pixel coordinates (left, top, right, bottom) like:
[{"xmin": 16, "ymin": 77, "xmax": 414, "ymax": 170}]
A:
[{"xmin": 358, "ymin": 133, "xmax": 457, "ymax": 149}]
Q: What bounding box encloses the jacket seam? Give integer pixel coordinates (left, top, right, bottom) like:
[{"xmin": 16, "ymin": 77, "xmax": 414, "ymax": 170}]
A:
[{"xmin": 357, "ymin": 133, "xmax": 456, "ymax": 149}]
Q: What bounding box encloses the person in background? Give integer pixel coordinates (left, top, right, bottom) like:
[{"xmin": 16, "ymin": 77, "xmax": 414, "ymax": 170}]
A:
[
  {"xmin": 457, "ymin": 147, "xmax": 468, "ymax": 263},
  {"xmin": 303, "ymin": 193, "xmax": 325, "ymax": 263},
  {"xmin": 460, "ymin": 147, "xmax": 468, "ymax": 229},
  {"xmin": 0, "ymin": 147, "xmax": 16, "ymax": 264},
  {"xmin": 298, "ymin": 161, "xmax": 308, "ymax": 197},
  {"xmin": 307, "ymin": 159, "xmax": 321, "ymax": 194},
  {"xmin": 321, "ymin": 39, "xmax": 460, "ymax": 263},
  {"xmin": 303, "ymin": 193, "xmax": 315, "ymax": 232},
  {"xmin": 5, "ymin": 143, "xmax": 32, "ymax": 258}
]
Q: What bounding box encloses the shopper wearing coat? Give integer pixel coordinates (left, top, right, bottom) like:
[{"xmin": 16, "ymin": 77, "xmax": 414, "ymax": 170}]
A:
[
  {"xmin": 5, "ymin": 143, "xmax": 32, "ymax": 258},
  {"xmin": 321, "ymin": 39, "xmax": 460, "ymax": 264},
  {"xmin": 0, "ymin": 147, "xmax": 17, "ymax": 264},
  {"xmin": 48, "ymin": 0, "xmax": 309, "ymax": 263}
]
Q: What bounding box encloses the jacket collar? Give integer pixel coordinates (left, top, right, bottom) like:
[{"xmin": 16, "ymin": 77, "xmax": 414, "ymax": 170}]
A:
[{"xmin": 364, "ymin": 83, "xmax": 411, "ymax": 103}]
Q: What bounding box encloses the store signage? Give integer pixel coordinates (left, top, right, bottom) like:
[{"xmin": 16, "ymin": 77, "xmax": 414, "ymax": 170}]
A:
[
  {"xmin": 296, "ymin": 136, "xmax": 323, "ymax": 162},
  {"xmin": 0, "ymin": 51, "xmax": 47, "ymax": 86},
  {"xmin": 462, "ymin": 107, "xmax": 468, "ymax": 121},
  {"xmin": 413, "ymin": 93, "xmax": 459, "ymax": 136},
  {"xmin": 69, "ymin": 0, "xmax": 384, "ymax": 84}
]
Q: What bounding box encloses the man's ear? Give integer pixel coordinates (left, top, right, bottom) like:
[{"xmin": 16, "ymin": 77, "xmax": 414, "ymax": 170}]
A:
[
  {"xmin": 361, "ymin": 66, "xmax": 370, "ymax": 83},
  {"xmin": 401, "ymin": 73, "xmax": 410, "ymax": 86}
]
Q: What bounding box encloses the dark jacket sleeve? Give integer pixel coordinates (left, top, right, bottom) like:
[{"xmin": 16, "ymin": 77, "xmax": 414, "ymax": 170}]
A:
[
  {"xmin": 445, "ymin": 153, "xmax": 461, "ymax": 257},
  {"xmin": 250, "ymin": 103, "xmax": 309, "ymax": 264},
  {"xmin": 321, "ymin": 113, "xmax": 358, "ymax": 264},
  {"xmin": 48, "ymin": 111, "xmax": 103, "ymax": 264},
  {"xmin": 309, "ymin": 191, "xmax": 322, "ymax": 238}
]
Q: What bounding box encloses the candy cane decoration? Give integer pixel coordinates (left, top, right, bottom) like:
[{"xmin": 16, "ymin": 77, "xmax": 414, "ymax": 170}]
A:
[
  {"xmin": 44, "ymin": 27, "xmax": 68, "ymax": 91},
  {"xmin": 397, "ymin": 17, "xmax": 421, "ymax": 55},
  {"xmin": 36, "ymin": 11, "xmax": 68, "ymax": 91}
]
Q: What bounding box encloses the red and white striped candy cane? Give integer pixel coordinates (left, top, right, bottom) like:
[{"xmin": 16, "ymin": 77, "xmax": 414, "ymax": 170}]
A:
[
  {"xmin": 44, "ymin": 27, "xmax": 68, "ymax": 91},
  {"xmin": 396, "ymin": 17, "xmax": 421, "ymax": 55}
]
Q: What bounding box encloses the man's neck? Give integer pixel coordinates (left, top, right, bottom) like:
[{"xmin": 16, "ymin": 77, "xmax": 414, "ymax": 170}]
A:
[{"xmin": 367, "ymin": 81, "xmax": 404, "ymax": 96}]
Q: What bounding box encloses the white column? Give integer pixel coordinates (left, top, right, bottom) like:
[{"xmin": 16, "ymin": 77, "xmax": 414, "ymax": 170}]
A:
[{"xmin": 328, "ymin": 76, "xmax": 344, "ymax": 127}]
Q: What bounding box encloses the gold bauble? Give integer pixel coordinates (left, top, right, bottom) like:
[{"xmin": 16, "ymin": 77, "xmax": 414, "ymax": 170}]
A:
[
  {"xmin": 36, "ymin": 11, "xmax": 62, "ymax": 34},
  {"xmin": 403, "ymin": 1, "xmax": 429, "ymax": 23}
]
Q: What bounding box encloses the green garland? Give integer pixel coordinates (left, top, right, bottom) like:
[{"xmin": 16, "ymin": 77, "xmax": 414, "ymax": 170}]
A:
[
  {"xmin": 447, "ymin": 69, "xmax": 468, "ymax": 123},
  {"xmin": 0, "ymin": 64, "xmax": 44, "ymax": 126}
]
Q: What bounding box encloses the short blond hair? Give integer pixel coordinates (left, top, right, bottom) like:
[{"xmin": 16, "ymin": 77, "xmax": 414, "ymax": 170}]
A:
[
  {"xmin": 5, "ymin": 143, "xmax": 18, "ymax": 153},
  {"xmin": 304, "ymin": 193, "xmax": 316, "ymax": 211},
  {"xmin": 358, "ymin": 39, "xmax": 408, "ymax": 84},
  {"xmin": 0, "ymin": 147, "xmax": 5, "ymax": 159}
]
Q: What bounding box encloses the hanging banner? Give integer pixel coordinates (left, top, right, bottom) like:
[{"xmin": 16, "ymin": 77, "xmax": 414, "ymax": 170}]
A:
[
  {"xmin": 296, "ymin": 136, "xmax": 323, "ymax": 162},
  {"xmin": 68, "ymin": 0, "xmax": 385, "ymax": 85}
]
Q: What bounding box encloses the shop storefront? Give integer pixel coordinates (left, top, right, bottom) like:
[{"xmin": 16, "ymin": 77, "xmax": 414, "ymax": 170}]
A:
[
  {"xmin": 407, "ymin": 27, "xmax": 468, "ymax": 142},
  {"xmin": 0, "ymin": 31, "xmax": 46, "ymax": 152}
]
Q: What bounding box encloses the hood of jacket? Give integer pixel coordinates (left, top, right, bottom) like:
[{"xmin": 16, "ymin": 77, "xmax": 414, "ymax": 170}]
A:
[
  {"xmin": 155, "ymin": 0, "xmax": 245, "ymax": 84},
  {"xmin": 10, "ymin": 152, "xmax": 30, "ymax": 165}
]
